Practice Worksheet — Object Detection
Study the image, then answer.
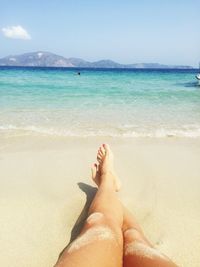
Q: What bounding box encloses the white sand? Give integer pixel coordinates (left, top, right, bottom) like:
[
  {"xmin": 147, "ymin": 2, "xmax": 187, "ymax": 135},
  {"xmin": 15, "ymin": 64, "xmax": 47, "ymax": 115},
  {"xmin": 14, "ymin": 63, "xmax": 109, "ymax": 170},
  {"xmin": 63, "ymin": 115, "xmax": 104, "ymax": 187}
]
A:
[{"xmin": 0, "ymin": 136, "xmax": 200, "ymax": 266}]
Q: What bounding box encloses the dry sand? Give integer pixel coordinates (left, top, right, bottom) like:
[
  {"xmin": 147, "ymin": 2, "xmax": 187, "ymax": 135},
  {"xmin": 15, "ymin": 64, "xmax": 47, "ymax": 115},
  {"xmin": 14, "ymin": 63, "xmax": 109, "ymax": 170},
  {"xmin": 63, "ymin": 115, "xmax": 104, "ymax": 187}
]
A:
[{"xmin": 0, "ymin": 136, "xmax": 200, "ymax": 266}]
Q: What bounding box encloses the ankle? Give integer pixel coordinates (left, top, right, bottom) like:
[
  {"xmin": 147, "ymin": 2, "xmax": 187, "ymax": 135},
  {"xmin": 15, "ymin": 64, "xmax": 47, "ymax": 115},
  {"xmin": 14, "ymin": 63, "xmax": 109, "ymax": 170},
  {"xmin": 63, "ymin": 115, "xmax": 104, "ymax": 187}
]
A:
[
  {"xmin": 99, "ymin": 175, "xmax": 115, "ymax": 190},
  {"xmin": 101, "ymin": 169, "xmax": 115, "ymax": 177}
]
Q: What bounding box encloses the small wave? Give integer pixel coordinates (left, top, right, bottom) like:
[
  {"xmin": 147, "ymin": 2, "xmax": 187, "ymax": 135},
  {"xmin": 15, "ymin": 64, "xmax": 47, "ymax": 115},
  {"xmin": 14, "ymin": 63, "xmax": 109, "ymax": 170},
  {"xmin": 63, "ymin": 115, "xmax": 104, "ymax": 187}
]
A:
[{"xmin": 1, "ymin": 124, "xmax": 200, "ymax": 138}]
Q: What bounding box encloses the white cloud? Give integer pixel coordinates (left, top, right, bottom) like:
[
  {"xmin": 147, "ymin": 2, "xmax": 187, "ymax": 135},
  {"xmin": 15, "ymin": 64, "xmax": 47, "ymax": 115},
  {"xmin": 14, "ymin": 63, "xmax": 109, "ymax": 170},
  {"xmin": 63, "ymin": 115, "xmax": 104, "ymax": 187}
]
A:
[{"xmin": 2, "ymin": 25, "xmax": 31, "ymax": 40}]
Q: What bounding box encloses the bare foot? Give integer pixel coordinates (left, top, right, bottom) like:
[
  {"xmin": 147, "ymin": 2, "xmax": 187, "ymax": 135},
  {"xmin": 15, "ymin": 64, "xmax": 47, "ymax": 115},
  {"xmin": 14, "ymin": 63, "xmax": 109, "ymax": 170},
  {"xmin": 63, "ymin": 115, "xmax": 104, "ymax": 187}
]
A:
[{"xmin": 91, "ymin": 144, "xmax": 121, "ymax": 191}]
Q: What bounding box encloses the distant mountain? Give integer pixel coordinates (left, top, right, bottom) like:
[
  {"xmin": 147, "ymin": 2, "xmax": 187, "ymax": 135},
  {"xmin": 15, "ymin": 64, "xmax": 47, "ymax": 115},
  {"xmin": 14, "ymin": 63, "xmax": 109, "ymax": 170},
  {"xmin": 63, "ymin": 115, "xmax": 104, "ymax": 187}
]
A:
[
  {"xmin": 91, "ymin": 59, "xmax": 123, "ymax": 68},
  {"xmin": 0, "ymin": 52, "xmax": 74, "ymax": 67},
  {"xmin": 0, "ymin": 51, "xmax": 193, "ymax": 69},
  {"xmin": 67, "ymin": 57, "xmax": 93, "ymax": 68}
]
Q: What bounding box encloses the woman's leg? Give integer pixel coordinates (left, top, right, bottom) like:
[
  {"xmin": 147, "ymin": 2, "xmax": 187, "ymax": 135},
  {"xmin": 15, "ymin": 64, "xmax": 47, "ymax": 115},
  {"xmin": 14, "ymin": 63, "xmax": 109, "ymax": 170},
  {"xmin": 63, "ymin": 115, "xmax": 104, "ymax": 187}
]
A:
[
  {"xmin": 91, "ymin": 144, "xmax": 178, "ymax": 267},
  {"xmin": 55, "ymin": 144, "xmax": 123, "ymax": 267},
  {"xmin": 122, "ymin": 205, "xmax": 179, "ymax": 267}
]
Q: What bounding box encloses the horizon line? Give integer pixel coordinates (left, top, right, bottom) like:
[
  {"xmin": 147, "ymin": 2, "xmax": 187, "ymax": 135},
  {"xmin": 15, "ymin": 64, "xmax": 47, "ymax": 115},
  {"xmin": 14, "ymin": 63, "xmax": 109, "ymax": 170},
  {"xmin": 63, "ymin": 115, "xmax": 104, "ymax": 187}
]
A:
[{"xmin": 0, "ymin": 50, "xmax": 196, "ymax": 68}]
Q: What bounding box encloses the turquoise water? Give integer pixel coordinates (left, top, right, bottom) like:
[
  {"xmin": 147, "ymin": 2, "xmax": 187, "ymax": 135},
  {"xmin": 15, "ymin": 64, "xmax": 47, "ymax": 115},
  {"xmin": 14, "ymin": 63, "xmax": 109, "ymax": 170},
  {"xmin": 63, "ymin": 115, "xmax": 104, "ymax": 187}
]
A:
[{"xmin": 0, "ymin": 67, "xmax": 200, "ymax": 137}]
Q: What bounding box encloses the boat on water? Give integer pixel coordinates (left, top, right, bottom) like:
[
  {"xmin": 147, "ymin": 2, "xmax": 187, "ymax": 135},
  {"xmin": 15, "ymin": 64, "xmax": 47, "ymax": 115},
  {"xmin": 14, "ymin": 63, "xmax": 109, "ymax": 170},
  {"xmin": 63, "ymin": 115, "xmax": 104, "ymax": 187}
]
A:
[
  {"xmin": 196, "ymin": 74, "xmax": 200, "ymax": 85},
  {"xmin": 196, "ymin": 63, "xmax": 200, "ymax": 85}
]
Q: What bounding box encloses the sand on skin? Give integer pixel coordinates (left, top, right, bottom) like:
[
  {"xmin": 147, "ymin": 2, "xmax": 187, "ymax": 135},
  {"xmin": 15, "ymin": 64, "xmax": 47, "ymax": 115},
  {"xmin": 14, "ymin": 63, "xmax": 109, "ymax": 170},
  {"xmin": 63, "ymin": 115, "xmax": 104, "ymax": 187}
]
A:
[{"xmin": 0, "ymin": 136, "xmax": 200, "ymax": 267}]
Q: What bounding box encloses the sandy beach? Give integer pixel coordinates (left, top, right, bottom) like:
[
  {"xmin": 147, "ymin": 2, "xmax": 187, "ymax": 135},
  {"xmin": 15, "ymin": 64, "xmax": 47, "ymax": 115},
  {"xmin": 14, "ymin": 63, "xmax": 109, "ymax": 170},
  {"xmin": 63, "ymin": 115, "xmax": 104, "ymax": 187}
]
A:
[
  {"xmin": 1, "ymin": 1, "xmax": 199, "ymax": 266},
  {"xmin": 0, "ymin": 136, "xmax": 199, "ymax": 266}
]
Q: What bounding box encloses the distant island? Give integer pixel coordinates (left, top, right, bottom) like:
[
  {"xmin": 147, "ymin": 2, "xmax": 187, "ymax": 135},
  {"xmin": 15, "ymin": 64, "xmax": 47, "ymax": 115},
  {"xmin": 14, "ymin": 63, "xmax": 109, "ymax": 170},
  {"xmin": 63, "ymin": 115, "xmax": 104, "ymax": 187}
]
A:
[{"xmin": 0, "ymin": 51, "xmax": 193, "ymax": 69}]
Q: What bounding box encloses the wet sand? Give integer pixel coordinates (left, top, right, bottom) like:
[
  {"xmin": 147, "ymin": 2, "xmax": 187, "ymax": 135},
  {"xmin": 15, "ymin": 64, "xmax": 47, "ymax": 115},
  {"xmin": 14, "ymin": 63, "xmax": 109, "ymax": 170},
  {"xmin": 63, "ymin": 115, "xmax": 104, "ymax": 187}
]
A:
[{"xmin": 0, "ymin": 136, "xmax": 200, "ymax": 267}]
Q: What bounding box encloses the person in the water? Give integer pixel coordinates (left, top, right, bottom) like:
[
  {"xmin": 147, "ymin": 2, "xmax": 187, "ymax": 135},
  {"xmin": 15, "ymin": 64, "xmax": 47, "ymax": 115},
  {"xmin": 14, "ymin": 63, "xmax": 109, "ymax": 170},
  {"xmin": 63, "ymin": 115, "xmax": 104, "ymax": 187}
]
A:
[{"xmin": 55, "ymin": 144, "xmax": 178, "ymax": 267}]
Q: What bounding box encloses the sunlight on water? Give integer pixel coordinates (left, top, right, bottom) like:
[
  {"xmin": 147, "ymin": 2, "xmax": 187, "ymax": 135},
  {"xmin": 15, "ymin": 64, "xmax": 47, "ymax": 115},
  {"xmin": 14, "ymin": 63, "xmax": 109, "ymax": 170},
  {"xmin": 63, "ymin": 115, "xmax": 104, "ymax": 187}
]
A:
[{"xmin": 0, "ymin": 67, "xmax": 200, "ymax": 137}]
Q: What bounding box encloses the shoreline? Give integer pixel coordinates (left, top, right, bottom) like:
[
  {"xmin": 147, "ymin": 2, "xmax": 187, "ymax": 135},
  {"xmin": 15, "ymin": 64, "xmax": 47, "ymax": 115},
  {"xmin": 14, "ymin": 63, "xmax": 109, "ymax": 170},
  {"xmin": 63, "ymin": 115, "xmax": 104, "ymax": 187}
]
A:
[{"xmin": 0, "ymin": 136, "xmax": 200, "ymax": 266}]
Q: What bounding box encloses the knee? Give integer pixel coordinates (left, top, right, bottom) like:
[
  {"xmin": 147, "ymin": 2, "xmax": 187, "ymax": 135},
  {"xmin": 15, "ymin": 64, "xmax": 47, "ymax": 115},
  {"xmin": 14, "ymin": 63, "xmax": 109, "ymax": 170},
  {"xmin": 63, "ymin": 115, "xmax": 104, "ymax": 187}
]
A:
[
  {"xmin": 86, "ymin": 212, "xmax": 120, "ymax": 233},
  {"xmin": 124, "ymin": 228, "xmax": 144, "ymax": 243},
  {"xmin": 124, "ymin": 228, "xmax": 170, "ymax": 263},
  {"xmin": 67, "ymin": 213, "xmax": 116, "ymax": 253},
  {"xmin": 124, "ymin": 241, "xmax": 171, "ymax": 264},
  {"xmin": 86, "ymin": 212, "xmax": 104, "ymax": 226},
  {"xmin": 85, "ymin": 212, "xmax": 120, "ymax": 242}
]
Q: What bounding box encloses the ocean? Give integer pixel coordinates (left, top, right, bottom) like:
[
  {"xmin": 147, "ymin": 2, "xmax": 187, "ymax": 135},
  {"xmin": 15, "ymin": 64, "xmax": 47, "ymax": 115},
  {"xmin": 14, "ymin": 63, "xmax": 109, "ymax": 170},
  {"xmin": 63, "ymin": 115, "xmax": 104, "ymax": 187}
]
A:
[{"xmin": 0, "ymin": 66, "xmax": 200, "ymax": 138}]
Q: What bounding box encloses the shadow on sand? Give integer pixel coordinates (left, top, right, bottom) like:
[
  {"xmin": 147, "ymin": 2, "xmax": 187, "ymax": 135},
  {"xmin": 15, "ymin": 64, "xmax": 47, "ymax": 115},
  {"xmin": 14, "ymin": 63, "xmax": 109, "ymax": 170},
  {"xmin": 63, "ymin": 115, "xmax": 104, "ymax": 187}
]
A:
[{"xmin": 58, "ymin": 182, "xmax": 97, "ymax": 258}]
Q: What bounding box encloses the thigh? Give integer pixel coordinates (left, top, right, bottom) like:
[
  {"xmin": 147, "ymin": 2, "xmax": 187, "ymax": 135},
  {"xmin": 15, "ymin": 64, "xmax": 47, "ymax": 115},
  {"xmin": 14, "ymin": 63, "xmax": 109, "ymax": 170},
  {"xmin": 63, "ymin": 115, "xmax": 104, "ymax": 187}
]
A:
[
  {"xmin": 124, "ymin": 245, "xmax": 178, "ymax": 267},
  {"xmin": 123, "ymin": 229, "xmax": 178, "ymax": 267},
  {"xmin": 55, "ymin": 212, "xmax": 123, "ymax": 267}
]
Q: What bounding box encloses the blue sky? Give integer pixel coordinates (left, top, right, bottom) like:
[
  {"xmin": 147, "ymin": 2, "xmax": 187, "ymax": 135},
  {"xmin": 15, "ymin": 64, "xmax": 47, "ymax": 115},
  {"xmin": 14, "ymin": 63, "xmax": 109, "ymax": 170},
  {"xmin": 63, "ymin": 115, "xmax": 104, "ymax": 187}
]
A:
[{"xmin": 0, "ymin": 0, "xmax": 199, "ymax": 66}]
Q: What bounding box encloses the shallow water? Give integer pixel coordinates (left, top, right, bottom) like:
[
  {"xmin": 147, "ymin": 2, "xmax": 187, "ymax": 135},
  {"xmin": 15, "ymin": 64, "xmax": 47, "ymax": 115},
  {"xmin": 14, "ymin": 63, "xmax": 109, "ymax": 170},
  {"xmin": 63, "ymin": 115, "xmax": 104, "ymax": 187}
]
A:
[{"xmin": 0, "ymin": 67, "xmax": 200, "ymax": 137}]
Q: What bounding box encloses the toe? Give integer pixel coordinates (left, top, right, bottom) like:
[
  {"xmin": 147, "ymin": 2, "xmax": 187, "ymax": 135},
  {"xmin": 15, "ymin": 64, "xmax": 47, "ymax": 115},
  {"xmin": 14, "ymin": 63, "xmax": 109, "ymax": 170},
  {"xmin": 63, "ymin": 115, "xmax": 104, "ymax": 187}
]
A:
[
  {"xmin": 103, "ymin": 143, "xmax": 109, "ymax": 149},
  {"xmin": 97, "ymin": 155, "xmax": 103, "ymax": 163},
  {"xmin": 98, "ymin": 149, "xmax": 104, "ymax": 157},
  {"xmin": 100, "ymin": 146, "xmax": 106, "ymax": 155},
  {"xmin": 97, "ymin": 148, "xmax": 103, "ymax": 158},
  {"xmin": 104, "ymin": 144, "xmax": 113, "ymax": 158}
]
